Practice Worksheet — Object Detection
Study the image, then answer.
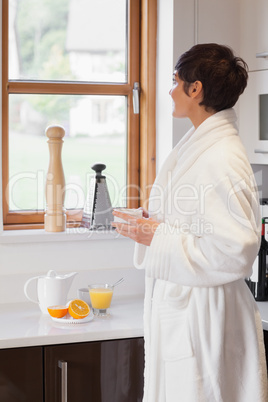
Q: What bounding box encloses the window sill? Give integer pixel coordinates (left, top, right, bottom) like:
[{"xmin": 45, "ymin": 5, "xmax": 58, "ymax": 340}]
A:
[{"xmin": 0, "ymin": 227, "xmax": 125, "ymax": 244}]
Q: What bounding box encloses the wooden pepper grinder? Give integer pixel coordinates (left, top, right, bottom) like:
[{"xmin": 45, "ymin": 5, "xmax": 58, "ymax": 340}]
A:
[{"xmin": 44, "ymin": 125, "xmax": 66, "ymax": 232}]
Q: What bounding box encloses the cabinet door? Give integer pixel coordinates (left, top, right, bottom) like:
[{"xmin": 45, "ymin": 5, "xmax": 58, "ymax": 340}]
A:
[
  {"xmin": 0, "ymin": 346, "xmax": 43, "ymax": 402},
  {"xmin": 197, "ymin": 0, "xmax": 240, "ymax": 56},
  {"xmin": 238, "ymin": 70, "xmax": 268, "ymax": 164},
  {"xmin": 240, "ymin": 0, "xmax": 268, "ymax": 71},
  {"xmin": 45, "ymin": 338, "xmax": 144, "ymax": 402},
  {"xmin": 263, "ymin": 331, "xmax": 268, "ymax": 375}
]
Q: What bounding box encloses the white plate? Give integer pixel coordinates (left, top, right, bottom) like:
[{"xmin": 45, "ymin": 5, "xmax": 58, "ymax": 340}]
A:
[{"xmin": 51, "ymin": 310, "xmax": 94, "ymax": 324}]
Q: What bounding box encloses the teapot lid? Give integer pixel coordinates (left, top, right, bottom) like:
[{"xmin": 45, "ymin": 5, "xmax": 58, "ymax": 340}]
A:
[
  {"xmin": 45, "ymin": 270, "xmax": 58, "ymax": 278},
  {"xmin": 43, "ymin": 270, "xmax": 77, "ymax": 279}
]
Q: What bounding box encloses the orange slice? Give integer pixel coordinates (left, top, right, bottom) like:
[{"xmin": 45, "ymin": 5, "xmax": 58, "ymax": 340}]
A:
[
  {"xmin": 47, "ymin": 305, "xmax": 68, "ymax": 318},
  {"xmin": 68, "ymin": 299, "xmax": 90, "ymax": 319}
]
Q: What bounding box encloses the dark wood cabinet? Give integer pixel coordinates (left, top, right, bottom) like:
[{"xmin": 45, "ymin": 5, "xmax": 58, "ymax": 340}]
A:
[
  {"xmin": 44, "ymin": 338, "xmax": 144, "ymax": 402},
  {"xmin": 264, "ymin": 331, "xmax": 268, "ymax": 372},
  {"xmin": 0, "ymin": 346, "xmax": 43, "ymax": 402},
  {"xmin": 0, "ymin": 338, "xmax": 144, "ymax": 402}
]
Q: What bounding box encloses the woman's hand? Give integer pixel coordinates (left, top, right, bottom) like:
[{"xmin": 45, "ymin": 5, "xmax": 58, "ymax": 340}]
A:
[{"xmin": 112, "ymin": 210, "xmax": 160, "ymax": 246}]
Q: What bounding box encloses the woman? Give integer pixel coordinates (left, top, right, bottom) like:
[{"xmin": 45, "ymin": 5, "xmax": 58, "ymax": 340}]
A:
[{"xmin": 112, "ymin": 44, "xmax": 268, "ymax": 402}]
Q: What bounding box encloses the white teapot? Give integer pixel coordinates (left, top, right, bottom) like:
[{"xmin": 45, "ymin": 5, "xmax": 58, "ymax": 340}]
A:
[{"xmin": 24, "ymin": 270, "xmax": 77, "ymax": 314}]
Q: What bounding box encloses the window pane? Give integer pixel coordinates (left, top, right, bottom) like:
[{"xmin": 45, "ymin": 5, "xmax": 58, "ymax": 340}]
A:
[
  {"xmin": 9, "ymin": 94, "xmax": 127, "ymax": 211},
  {"xmin": 9, "ymin": 0, "xmax": 127, "ymax": 83}
]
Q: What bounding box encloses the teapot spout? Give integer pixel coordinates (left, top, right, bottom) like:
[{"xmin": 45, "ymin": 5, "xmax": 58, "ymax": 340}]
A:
[
  {"xmin": 66, "ymin": 272, "xmax": 78, "ymax": 279},
  {"xmin": 64, "ymin": 272, "xmax": 78, "ymax": 290}
]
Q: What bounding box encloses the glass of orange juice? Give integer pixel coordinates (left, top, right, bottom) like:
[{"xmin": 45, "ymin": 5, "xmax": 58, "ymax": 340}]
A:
[{"xmin": 88, "ymin": 284, "xmax": 114, "ymax": 317}]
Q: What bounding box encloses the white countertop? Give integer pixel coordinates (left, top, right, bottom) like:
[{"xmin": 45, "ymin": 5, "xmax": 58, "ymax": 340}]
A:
[
  {"xmin": 257, "ymin": 302, "xmax": 268, "ymax": 331},
  {"xmin": 0, "ymin": 297, "xmax": 144, "ymax": 349},
  {"xmin": 0, "ymin": 298, "xmax": 267, "ymax": 350}
]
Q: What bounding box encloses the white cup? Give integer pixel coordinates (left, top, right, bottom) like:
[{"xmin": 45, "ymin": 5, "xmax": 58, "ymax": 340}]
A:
[
  {"xmin": 77, "ymin": 288, "xmax": 91, "ymax": 306},
  {"xmin": 113, "ymin": 208, "xmax": 143, "ymax": 223}
]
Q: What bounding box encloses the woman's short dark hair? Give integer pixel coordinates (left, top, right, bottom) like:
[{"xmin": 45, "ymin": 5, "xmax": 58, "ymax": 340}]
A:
[{"xmin": 175, "ymin": 43, "xmax": 248, "ymax": 112}]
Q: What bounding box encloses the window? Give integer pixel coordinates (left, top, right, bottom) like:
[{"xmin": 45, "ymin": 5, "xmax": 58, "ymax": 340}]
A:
[{"xmin": 2, "ymin": 0, "xmax": 156, "ymax": 230}]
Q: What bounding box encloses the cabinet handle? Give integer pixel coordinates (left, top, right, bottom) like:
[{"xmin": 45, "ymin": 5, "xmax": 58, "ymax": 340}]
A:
[
  {"xmin": 254, "ymin": 149, "xmax": 268, "ymax": 154},
  {"xmin": 58, "ymin": 360, "xmax": 67, "ymax": 402},
  {"xmin": 256, "ymin": 52, "xmax": 268, "ymax": 59}
]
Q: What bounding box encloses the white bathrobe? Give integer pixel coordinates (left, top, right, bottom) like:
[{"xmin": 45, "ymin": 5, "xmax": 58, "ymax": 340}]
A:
[{"xmin": 134, "ymin": 109, "xmax": 268, "ymax": 402}]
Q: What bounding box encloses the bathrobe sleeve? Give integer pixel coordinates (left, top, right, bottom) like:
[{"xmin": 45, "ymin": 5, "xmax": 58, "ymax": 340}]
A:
[{"xmin": 134, "ymin": 174, "xmax": 261, "ymax": 287}]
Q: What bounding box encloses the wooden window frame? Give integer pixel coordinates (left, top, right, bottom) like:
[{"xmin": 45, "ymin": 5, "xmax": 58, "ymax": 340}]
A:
[{"xmin": 2, "ymin": 0, "xmax": 156, "ymax": 230}]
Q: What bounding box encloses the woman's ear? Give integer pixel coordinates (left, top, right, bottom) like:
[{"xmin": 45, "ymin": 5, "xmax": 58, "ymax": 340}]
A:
[{"xmin": 190, "ymin": 81, "xmax": 203, "ymax": 99}]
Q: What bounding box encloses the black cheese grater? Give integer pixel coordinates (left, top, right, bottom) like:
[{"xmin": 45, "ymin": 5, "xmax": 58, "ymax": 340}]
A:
[{"xmin": 80, "ymin": 163, "xmax": 113, "ymax": 229}]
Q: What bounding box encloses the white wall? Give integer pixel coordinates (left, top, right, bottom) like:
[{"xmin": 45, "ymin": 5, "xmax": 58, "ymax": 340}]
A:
[{"xmin": 156, "ymin": 0, "xmax": 193, "ymax": 171}]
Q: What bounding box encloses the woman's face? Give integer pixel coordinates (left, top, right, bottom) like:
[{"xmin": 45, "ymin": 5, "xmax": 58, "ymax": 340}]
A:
[{"xmin": 169, "ymin": 71, "xmax": 192, "ymax": 118}]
